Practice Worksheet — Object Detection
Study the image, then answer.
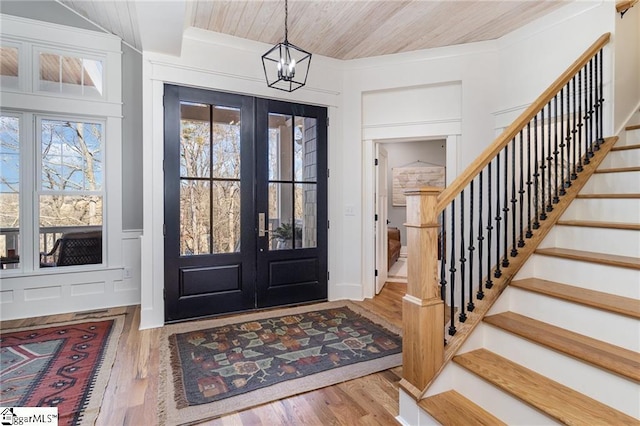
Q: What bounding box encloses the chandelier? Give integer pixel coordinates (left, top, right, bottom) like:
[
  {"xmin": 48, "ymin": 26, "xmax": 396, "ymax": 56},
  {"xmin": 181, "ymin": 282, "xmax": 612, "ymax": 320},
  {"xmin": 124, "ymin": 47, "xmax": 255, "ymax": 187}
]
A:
[{"xmin": 261, "ymin": 0, "xmax": 312, "ymax": 92}]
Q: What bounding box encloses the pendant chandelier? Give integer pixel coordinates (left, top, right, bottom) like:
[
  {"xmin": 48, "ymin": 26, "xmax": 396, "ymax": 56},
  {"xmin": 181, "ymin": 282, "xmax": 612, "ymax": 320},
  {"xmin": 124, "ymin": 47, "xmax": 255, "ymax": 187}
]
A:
[{"xmin": 261, "ymin": 0, "xmax": 312, "ymax": 92}]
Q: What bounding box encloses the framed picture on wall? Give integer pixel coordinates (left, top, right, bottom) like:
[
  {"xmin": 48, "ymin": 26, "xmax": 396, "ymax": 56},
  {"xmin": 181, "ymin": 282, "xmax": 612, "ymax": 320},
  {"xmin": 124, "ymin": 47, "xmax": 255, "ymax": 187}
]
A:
[{"xmin": 392, "ymin": 165, "xmax": 445, "ymax": 206}]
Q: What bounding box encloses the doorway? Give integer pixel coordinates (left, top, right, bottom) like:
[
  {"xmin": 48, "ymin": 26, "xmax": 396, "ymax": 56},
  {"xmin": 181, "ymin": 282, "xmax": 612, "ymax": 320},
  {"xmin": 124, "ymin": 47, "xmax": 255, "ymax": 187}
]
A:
[{"xmin": 163, "ymin": 85, "xmax": 328, "ymax": 322}]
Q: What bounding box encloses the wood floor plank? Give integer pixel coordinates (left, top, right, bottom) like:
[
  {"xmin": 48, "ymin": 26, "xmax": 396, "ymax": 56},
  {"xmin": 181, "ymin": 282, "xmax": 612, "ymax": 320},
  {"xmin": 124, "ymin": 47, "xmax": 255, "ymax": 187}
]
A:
[
  {"xmin": 510, "ymin": 277, "xmax": 640, "ymax": 318},
  {"xmin": 419, "ymin": 390, "xmax": 507, "ymax": 426},
  {"xmin": 556, "ymin": 219, "xmax": 640, "ymax": 230},
  {"xmin": 535, "ymin": 247, "xmax": 640, "ymax": 270},
  {"xmin": 484, "ymin": 312, "xmax": 640, "ymax": 382},
  {"xmin": 453, "ymin": 349, "xmax": 638, "ymax": 425}
]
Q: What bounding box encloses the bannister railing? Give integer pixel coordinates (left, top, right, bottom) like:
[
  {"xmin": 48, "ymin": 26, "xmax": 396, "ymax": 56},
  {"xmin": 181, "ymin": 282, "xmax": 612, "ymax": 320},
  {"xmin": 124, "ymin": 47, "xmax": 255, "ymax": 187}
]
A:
[{"xmin": 400, "ymin": 33, "xmax": 611, "ymax": 397}]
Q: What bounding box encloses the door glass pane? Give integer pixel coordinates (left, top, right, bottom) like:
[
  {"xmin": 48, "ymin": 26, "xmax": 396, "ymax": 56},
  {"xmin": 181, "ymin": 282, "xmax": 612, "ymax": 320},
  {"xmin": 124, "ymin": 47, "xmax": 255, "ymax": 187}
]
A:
[
  {"xmin": 180, "ymin": 103, "xmax": 210, "ymax": 178},
  {"xmin": 269, "ymin": 113, "xmax": 292, "ymax": 181},
  {"xmin": 269, "ymin": 182, "xmax": 297, "ymax": 251},
  {"xmin": 296, "ymin": 183, "xmax": 317, "ymax": 248},
  {"xmin": 0, "ymin": 116, "xmax": 20, "ymax": 268},
  {"xmin": 0, "ymin": 46, "xmax": 19, "ymax": 90},
  {"xmin": 296, "ymin": 116, "xmax": 317, "ymax": 182},
  {"xmin": 180, "ymin": 179, "xmax": 210, "ymax": 256},
  {"xmin": 212, "ymin": 181, "xmax": 241, "ymax": 253},
  {"xmin": 212, "ymin": 106, "xmax": 241, "ymax": 179}
]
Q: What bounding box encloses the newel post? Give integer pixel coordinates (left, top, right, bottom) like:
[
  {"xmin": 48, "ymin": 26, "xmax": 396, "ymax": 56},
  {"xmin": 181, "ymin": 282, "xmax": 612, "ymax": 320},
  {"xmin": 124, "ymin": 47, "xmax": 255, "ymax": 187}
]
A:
[{"xmin": 400, "ymin": 187, "xmax": 444, "ymax": 399}]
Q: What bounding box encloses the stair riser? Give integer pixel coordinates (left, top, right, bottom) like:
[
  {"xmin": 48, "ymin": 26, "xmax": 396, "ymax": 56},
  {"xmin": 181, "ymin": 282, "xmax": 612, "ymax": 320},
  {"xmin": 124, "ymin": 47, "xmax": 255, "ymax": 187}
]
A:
[
  {"xmin": 482, "ymin": 324, "xmax": 640, "ymax": 417},
  {"xmin": 526, "ymin": 254, "xmax": 640, "ymax": 298},
  {"xmin": 540, "ymin": 226, "xmax": 640, "ymax": 258},
  {"xmin": 580, "ymin": 171, "xmax": 640, "ymax": 194},
  {"xmin": 448, "ymin": 363, "xmax": 556, "ymax": 425},
  {"xmin": 562, "ymin": 198, "xmax": 640, "ymax": 222},
  {"xmin": 507, "ymin": 287, "xmax": 639, "ymax": 351},
  {"xmin": 599, "ymin": 149, "xmax": 640, "ymax": 168},
  {"xmin": 620, "ymin": 128, "xmax": 640, "ymax": 145}
]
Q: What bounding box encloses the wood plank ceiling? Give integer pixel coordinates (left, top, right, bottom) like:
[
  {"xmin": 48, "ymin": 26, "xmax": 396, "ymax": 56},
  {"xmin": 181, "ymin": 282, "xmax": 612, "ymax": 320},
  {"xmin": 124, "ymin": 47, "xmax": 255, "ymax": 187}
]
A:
[{"xmin": 59, "ymin": 0, "xmax": 570, "ymax": 60}]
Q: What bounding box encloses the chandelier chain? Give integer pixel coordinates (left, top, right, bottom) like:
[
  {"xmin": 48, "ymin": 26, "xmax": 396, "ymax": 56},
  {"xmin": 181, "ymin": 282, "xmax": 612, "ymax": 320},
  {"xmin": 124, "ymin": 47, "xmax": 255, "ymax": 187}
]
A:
[{"xmin": 284, "ymin": 0, "xmax": 289, "ymax": 42}]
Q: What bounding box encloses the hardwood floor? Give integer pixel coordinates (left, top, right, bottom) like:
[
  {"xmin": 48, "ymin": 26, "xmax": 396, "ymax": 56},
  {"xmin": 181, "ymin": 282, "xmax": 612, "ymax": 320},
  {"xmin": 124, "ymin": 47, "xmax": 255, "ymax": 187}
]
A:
[{"xmin": 0, "ymin": 282, "xmax": 406, "ymax": 426}]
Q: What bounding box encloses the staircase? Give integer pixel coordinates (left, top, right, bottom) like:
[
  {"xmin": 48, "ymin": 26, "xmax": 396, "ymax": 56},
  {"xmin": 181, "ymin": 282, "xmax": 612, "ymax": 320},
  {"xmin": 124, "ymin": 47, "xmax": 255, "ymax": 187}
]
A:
[{"xmin": 417, "ymin": 118, "xmax": 640, "ymax": 424}]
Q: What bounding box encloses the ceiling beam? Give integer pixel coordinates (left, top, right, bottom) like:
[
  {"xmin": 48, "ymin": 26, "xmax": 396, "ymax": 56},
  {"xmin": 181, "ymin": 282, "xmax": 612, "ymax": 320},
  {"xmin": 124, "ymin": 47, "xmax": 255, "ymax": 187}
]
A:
[{"xmin": 134, "ymin": 0, "xmax": 186, "ymax": 56}]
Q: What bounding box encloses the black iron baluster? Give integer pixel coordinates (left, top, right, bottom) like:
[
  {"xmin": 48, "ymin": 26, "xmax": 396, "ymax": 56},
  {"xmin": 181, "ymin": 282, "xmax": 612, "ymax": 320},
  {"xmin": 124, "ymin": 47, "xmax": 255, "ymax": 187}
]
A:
[
  {"xmin": 495, "ymin": 152, "xmax": 503, "ymax": 277},
  {"xmin": 547, "ymin": 100, "xmax": 554, "ymax": 211},
  {"xmin": 486, "ymin": 161, "xmax": 493, "ymax": 289},
  {"xmin": 587, "ymin": 58, "xmax": 594, "ymax": 160},
  {"xmin": 526, "ymin": 122, "xmax": 533, "ymax": 238},
  {"xmin": 591, "ymin": 53, "xmax": 600, "ymax": 151},
  {"xmin": 598, "ymin": 49, "xmax": 604, "ymax": 144},
  {"xmin": 440, "ymin": 211, "xmax": 446, "ymax": 302},
  {"xmin": 477, "ymin": 171, "xmax": 485, "ymax": 299},
  {"xmin": 509, "ymin": 138, "xmax": 518, "ymax": 257},
  {"xmin": 553, "ymin": 94, "xmax": 560, "ymax": 204},
  {"xmin": 533, "ymin": 114, "xmax": 541, "ymax": 229},
  {"xmin": 571, "ymin": 75, "xmax": 578, "ymax": 180},
  {"xmin": 449, "ymin": 200, "xmax": 457, "ymax": 336},
  {"xmin": 578, "ymin": 67, "xmax": 585, "ymax": 170},
  {"xmin": 468, "ymin": 179, "xmax": 475, "ymax": 312},
  {"xmin": 540, "ymin": 105, "xmax": 548, "ymax": 220},
  {"xmin": 459, "ymin": 191, "xmax": 467, "ymax": 323},
  {"xmin": 559, "ymin": 88, "xmax": 566, "ymax": 196},
  {"xmin": 518, "ymin": 129, "xmax": 525, "ymax": 247},
  {"xmin": 565, "ymin": 78, "xmax": 573, "ymax": 186},
  {"xmin": 503, "ymin": 144, "xmax": 511, "ymax": 266}
]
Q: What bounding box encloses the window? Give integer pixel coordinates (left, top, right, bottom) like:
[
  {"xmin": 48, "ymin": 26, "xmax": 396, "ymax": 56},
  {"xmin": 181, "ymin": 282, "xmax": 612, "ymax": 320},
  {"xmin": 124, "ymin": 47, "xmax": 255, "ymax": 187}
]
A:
[
  {"xmin": 38, "ymin": 118, "xmax": 104, "ymax": 267},
  {"xmin": 36, "ymin": 50, "xmax": 104, "ymax": 98},
  {"xmin": 0, "ymin": 45, "xmax": 19, "ymax": 90},
  {"xmin": 0, "ymin": 114, "xmax": 20, "ymax": 269}
]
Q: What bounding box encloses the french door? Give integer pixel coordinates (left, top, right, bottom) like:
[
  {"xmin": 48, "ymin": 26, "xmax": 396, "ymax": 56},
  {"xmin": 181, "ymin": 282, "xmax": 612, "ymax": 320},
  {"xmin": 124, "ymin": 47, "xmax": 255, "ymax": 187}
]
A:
[{"xmin": 163, "ymin": 85, "xmax": 327, "ymax": 322}]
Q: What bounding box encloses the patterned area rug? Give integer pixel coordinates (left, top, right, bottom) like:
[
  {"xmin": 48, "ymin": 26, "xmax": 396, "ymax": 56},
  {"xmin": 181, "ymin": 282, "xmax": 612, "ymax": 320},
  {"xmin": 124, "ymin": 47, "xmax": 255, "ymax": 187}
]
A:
[
  {"xmin": 160, "ymin": 301, "xmax": 402, "ymax": 425},
  {"xmin": 0, "ymin": 316, "xmax": 124, "ymax": 426}
]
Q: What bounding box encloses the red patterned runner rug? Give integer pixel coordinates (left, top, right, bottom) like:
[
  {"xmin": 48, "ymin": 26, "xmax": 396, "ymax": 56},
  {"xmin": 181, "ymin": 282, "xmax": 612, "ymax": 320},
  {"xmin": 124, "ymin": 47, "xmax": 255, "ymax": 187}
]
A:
[
  {"xmin": 160, "ymin": 301, "xmax": 402, "ymax": 425},
  {"xmin": 0, "ymin": 316, "xmax": 124, "ymax": 426}
]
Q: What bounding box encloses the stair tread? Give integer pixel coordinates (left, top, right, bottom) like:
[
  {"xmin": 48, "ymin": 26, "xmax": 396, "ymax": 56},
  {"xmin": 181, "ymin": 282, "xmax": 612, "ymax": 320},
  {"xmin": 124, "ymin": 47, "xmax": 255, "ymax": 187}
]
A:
[
  {"xmin": 419, "ymin": 390, "xmax": 507, "ymax": 426},
  {"xmin": 453, "ymin": 349, "xmax": 637, "ymax": 425},
  {"xmin": 510, "ymin": 277, "xmax": 640, "ymax": 319},
  {"xmin": 484, "ymin": 312, "xmax": 640, "ymax": 382},
  {"xmin": 576, "ymin": 193, "xmax": 640, "ymax": 199},
  {"xmin": 594, "ymin": 166, "xmax": 640, "ymax": 173},
  {"xmin": 556, "ymin": 220, "xmax": 640, "ymax": 231},
  {"xmin": 535, "ymin": 247, "xmax": 640, "ymax": 270},
  {"xmin": 611, "ymin": 143, "xmax": 640, "ymax": 151},
  {"xmin": 626, "ymin": 124, "xmax": 640, "ymax": 131}
]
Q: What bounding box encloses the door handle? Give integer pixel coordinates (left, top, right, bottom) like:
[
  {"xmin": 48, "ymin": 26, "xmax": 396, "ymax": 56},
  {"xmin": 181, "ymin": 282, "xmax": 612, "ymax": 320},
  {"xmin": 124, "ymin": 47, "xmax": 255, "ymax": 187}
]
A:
[{"xmin": 258, "ymin": 213, "xmax": 269, "ymax": 237}]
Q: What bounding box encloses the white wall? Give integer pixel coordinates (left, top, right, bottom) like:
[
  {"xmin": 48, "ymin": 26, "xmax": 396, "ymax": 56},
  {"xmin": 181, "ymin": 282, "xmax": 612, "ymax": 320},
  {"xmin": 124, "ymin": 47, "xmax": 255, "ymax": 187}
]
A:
[{"xmin": 614, "ymin": 2, "xmax": 640, "ymax": 132}]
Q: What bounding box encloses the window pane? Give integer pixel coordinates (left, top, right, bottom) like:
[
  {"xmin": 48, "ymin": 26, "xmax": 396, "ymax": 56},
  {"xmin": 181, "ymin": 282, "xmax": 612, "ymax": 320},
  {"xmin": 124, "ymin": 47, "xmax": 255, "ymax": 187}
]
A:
[
  {"xmin": 212, "ymin": 106, "xmax": 241, "ymax": 179},
  {"xmin": 39, "ymin": 52, "xmax": 103, "ymax": 97},
  {"xmin": 180, "ymin": 180, "xmax": 210, "ymax": 256},
  {"xmin": 0, "ymin": 116, "xmax": 20, "ymax": 268},
  {"xmin": 297, "ymin": 116, "xmax": 317, "ymax": 182},
  {"xmin": 0, "ymin": 46, "xmax": 19, "ymax": 90},
  {"xmin": 211, "ymin": 180, "xmax": 240, "ymax": 253},
  {"xmin": 41, "ymin": 119, "xmax": 103, "ymax": 191},
  {"xmin": 180, "ymin": 103, "xmax": 211, "ymax": 178},
  {"xmin": 39, "ymin": 195, "xmax": 102, "ymax": 267},
  {"xmin": 296, "ymin": 183, "xmax": 317, "ymax": 248},
  {"xmin": 269, "ymin": 113, "xmax": 292, "ymax": 181},
  {"xmin": 269, "ymin": 182, "xmax": 296, "ymax": 251}
]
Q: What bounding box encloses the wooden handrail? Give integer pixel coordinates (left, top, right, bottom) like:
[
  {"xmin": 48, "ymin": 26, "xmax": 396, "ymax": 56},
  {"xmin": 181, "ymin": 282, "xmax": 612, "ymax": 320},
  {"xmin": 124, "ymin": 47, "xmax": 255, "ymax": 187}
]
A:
[
  {"xmin": 436, "ymin": 33, "xmax": 611, "ymax": 212},
  {"xmin": 617, "ymin": 0, "xmax": 638, "ymax": 14}
]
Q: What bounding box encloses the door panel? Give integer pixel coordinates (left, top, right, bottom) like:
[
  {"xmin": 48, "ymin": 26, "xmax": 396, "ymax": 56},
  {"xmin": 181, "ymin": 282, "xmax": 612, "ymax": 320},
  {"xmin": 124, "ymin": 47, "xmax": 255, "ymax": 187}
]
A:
[
  {"xmin": 164, "ymin": 86, "xmax": 327, "ymax": 321},
  {"xmin": 256, "ymin": 99, "xmax": 327, "ymax": 308},
  {"xmin": 164, "ymin": 85, "xmax": 256, "ymax": 322}
]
